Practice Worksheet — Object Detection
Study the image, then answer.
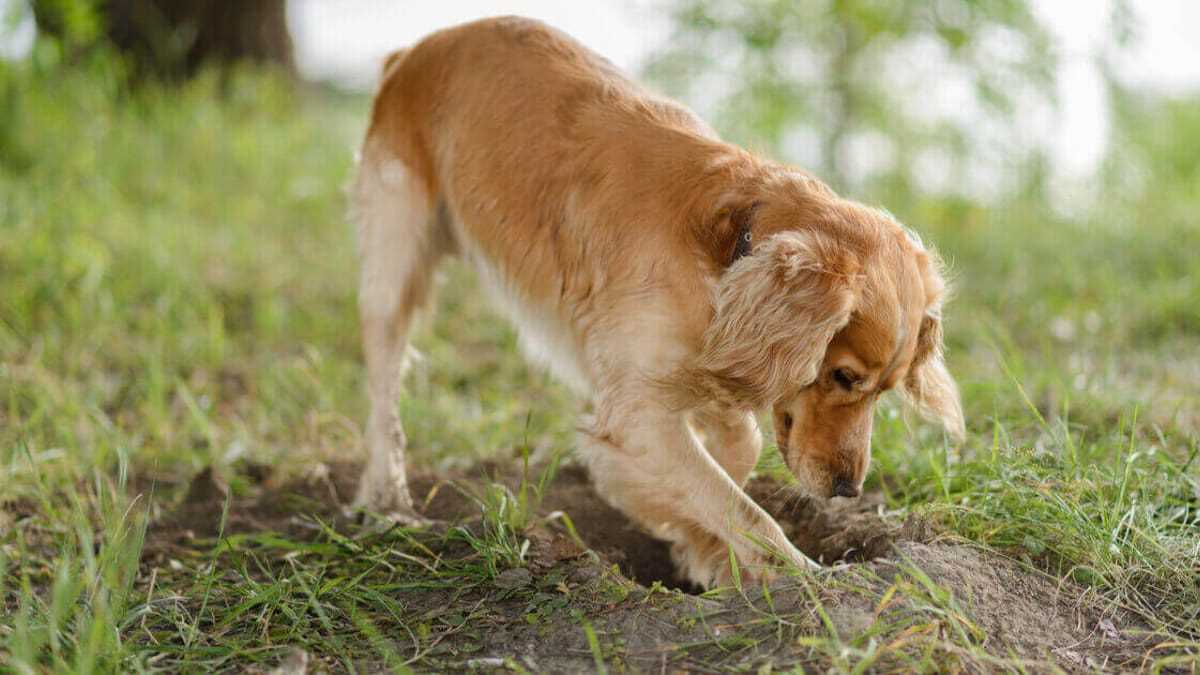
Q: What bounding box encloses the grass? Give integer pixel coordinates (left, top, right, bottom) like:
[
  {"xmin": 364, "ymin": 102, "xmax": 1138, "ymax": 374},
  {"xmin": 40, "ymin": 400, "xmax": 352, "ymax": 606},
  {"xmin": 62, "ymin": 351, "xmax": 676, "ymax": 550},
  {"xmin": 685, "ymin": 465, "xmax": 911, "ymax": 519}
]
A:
[{"xmin": 2, "ymin": 53, "xmax": 1198, "ymax": 672}]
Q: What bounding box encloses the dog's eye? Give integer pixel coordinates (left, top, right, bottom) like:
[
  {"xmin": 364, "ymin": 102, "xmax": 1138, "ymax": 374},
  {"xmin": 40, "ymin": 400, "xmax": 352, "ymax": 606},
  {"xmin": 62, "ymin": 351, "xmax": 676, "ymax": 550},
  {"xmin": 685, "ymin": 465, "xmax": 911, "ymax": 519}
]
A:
[{"xmin": 832, "ymin": 368, "xmax": 858, "ymax": 391}]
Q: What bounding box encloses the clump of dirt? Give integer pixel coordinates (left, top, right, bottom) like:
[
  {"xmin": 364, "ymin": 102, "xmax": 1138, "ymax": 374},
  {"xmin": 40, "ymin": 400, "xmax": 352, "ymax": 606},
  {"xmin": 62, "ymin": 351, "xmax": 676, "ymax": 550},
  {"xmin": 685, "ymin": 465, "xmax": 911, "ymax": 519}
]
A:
[{"xmin": 745, "ymin": 476, "xmax": 899, "ymax": 563}]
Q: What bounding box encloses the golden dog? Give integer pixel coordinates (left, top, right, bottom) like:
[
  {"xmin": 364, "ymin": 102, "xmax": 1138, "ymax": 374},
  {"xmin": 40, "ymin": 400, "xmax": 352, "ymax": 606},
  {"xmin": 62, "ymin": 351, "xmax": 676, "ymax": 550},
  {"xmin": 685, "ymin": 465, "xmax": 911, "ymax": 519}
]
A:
[{"xmin": 351, "ymin": 16, "xmax": 964, "ymax": 587}]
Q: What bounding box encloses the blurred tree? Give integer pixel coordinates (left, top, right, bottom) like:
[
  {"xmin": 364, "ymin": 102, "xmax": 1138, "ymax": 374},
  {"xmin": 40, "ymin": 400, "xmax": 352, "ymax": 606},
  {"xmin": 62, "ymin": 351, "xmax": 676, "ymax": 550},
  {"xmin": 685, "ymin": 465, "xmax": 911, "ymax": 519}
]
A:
[
  {"xmin": 30, "ymin": 0, "xmax": 294, "ymax": 80},
  {"xmin": 644, "ymin": 0, "xmax": 1057, "ymax": 198}
]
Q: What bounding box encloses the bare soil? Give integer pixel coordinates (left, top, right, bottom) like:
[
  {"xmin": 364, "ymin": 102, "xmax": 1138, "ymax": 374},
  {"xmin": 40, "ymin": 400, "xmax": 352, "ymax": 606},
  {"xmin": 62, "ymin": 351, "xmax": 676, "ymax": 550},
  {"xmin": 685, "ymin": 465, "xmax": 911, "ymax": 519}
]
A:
[{"xmin": 140, "ymin": 460, "xmax": 1161, "ymax": 672}]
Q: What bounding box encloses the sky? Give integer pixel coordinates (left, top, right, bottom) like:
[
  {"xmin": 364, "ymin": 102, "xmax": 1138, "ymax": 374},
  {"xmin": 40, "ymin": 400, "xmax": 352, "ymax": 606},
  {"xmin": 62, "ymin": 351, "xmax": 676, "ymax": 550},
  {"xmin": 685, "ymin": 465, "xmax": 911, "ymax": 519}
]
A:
[{"xmin": 289, "ymin": 1, "xmax": 670, "ymax": 88}]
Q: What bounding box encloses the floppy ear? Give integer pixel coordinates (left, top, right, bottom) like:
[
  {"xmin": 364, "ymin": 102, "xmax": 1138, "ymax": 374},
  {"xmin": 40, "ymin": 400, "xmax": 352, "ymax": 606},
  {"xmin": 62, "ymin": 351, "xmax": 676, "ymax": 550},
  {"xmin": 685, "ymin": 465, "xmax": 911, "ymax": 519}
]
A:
[
  {"xmin": 684, "ymin": 230, "xmax": 860, "ymax": 409},
  {"xmin": 901, "ymin": 291, "xmax": 966, "ymax": 442}
]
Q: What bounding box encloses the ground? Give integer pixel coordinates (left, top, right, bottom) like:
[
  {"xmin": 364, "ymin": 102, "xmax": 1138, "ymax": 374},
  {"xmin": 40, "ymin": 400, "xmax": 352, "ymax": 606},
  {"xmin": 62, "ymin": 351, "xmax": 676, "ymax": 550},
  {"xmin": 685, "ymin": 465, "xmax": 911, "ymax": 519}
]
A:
[
  {"xmin": 2, "ymin": 64, "xmax": 1199, "ymax": 672},
  {"xmin": 126, "ymin": 459, "xmax": 1162, "ymax": 672}
]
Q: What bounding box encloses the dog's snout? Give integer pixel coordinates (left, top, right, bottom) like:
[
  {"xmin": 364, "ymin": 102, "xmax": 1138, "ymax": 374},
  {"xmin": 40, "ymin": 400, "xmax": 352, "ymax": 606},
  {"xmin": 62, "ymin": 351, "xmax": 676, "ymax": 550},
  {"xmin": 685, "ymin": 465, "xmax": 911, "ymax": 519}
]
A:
[{"xmin": 832, "ymin": 477, "xmax": 860, "ymax": 498}]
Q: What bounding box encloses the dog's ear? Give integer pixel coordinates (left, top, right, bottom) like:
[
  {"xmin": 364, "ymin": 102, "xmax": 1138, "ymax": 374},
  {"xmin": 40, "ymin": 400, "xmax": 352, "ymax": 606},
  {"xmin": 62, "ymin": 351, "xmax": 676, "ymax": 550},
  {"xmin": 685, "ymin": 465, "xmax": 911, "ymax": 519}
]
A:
[
  {"xmin": 899, "ymin": 252, "xmax": 965, "ymax": 441},
  {"xmin": 686, "ymin": 230, "xmax": 861, "ymax": 408}
]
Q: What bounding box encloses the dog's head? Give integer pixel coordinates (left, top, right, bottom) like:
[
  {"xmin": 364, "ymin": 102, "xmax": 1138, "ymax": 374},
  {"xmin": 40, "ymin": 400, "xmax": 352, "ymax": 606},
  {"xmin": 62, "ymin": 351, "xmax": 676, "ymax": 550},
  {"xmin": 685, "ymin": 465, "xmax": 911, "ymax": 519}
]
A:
[{"xmin": 690, "ymin": 184, "xmax": 964, "ymax": 498}]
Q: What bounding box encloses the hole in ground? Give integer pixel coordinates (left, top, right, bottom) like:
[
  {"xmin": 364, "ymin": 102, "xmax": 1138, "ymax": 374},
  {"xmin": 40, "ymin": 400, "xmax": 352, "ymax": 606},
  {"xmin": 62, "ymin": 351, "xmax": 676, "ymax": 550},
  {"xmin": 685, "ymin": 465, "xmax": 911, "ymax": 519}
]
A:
[{"xmin": 412, "ymin": 463, "xmax": 901, "ymax": 591}]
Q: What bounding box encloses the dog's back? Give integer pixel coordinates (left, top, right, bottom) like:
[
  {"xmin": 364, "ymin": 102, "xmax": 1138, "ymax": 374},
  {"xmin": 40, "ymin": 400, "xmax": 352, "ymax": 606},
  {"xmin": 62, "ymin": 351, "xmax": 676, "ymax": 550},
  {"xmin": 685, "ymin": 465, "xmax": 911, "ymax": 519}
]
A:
[{"xmin": 366, "ymin": 16, "xmax": 733, "ymax": 280}]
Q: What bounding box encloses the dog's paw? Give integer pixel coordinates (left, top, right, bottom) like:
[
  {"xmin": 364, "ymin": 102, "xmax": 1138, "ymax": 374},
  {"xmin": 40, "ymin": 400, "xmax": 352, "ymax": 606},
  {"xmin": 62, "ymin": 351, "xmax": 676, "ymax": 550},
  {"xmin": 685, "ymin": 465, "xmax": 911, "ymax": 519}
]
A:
[
  {"xmin": 671, "ymin": 535, "xmax": 774, "ymax": 589},
  {"xmin": 370, "ymin": 508, "xmax": 435, "ymax": 529},
  {"xmin": 347, "ymin": 503, "xmax": 434, "ymax": 529},
  {"xmin": 350, "ymin": 484, "xmax": 434, "ymax": 529},
  {"xmin": 671, "ymin": 539, "xmax": 726, "ymax": 589},
  {"xmin": 673, "ymin": 534, "xmax": 820, "ymax": 589}
]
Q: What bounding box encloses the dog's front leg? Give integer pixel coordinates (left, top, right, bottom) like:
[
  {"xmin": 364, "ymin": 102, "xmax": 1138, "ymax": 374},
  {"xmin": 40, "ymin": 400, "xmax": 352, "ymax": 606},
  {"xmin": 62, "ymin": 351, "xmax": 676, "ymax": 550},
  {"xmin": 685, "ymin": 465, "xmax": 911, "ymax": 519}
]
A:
[
  {"xmin": 690, "ymin": 405, "xmax": 762, "ymax": 487},
  {"xmin": 581, "ymin": 401, "xmax": 816, "ymax": 588}
]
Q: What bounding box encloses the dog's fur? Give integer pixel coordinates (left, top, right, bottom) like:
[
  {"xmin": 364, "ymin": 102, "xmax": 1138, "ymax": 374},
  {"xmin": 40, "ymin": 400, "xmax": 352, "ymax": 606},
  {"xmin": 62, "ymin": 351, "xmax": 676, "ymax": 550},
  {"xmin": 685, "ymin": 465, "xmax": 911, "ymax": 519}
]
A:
[{"xmin": 351, "ymin": 16, "xmax": 964, "ymax": 588}]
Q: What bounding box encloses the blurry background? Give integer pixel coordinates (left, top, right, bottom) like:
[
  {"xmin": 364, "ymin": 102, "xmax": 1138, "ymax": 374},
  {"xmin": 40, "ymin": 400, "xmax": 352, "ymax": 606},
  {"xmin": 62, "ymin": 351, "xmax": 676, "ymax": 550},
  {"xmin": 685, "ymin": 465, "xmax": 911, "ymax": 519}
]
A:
[
  {"xmin": 7, "ymin": 1, "xmax": 1200, "ymax": 199},
  {"xmin": 290, "ymin": 1, "xmax": 1200, "ymax": 207},
  {"xmin": 6, "ymin": 2, "xmax": 1200, "ymax": 194}
]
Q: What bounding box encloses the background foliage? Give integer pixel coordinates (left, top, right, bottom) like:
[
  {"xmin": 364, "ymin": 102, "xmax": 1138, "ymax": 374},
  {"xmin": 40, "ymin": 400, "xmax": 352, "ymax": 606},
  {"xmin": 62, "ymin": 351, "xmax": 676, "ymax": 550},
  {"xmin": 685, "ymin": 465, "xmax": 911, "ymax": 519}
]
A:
[{"xmin": 645, "ymin": 0, "xmax": 1060, "ymax": 197}]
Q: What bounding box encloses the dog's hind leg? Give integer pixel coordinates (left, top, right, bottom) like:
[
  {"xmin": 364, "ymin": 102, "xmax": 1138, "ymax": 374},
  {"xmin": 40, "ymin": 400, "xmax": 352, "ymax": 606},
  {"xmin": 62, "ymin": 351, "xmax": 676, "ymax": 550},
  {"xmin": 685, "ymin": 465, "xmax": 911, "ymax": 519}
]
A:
[{"xmin": 351, "ymin": 143, "xmax": 448, "ymax": 522}]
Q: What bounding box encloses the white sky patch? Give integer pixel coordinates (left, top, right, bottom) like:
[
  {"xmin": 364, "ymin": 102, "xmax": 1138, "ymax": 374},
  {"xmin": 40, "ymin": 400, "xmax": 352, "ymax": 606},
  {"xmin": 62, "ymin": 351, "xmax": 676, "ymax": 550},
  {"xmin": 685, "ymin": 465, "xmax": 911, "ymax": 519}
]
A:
[
  {"xmin": 287, "ymin": 0, "xmax": 670, "ymax": 89},
  {"xmin": 0, "ymin": 0, "xmax": 34, "ymax": 60}
]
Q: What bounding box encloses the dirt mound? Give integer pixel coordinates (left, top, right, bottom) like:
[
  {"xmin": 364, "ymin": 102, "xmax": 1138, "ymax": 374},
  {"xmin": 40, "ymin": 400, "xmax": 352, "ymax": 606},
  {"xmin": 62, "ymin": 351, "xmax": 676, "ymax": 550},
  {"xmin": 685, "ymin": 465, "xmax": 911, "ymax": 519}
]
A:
[{"xmin": 868, "ymin": 543, "xmax": 1151, "ymax": 670}]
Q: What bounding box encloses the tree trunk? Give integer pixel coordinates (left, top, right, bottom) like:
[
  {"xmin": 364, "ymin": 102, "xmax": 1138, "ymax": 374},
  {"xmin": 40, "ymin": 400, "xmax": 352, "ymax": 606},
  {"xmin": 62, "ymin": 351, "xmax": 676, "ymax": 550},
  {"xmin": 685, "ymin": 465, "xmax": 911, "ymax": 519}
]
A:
[{"xmin": 33, "ymin": 0, "xmax": 295, "ymax": 81}]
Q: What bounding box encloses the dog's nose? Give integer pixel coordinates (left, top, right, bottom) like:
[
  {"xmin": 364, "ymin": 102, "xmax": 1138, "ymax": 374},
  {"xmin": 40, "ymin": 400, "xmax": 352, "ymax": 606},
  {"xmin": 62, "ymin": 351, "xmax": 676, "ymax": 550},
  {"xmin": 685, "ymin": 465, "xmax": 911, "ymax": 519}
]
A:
[{"xmin": 832, "ymin": 477, "xmax": 860, "ymax": 498}]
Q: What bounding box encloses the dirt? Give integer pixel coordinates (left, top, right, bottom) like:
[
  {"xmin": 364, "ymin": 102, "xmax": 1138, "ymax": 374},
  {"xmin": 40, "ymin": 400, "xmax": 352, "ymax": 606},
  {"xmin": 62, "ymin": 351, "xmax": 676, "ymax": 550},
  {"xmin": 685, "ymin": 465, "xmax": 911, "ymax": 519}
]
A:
[{"xmin": 139, "ymin": 460, "xmax": 1163, "ymax": 672}]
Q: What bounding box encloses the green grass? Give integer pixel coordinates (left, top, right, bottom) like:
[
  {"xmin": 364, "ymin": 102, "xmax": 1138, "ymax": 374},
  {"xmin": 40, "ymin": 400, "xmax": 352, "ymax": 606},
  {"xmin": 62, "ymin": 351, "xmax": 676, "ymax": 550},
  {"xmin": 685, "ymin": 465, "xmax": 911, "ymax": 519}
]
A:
[{"xmin": 2, "ymin": 55, "xmax": 1198, "ymax": 671}]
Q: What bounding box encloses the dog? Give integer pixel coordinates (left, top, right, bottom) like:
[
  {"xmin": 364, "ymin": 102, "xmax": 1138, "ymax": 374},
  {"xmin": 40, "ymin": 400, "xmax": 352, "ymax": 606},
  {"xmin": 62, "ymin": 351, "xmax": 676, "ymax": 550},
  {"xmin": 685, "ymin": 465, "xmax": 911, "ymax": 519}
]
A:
[{"xmin": 350, "ymin": 16, "xmax": 965, "ymax": 588}]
